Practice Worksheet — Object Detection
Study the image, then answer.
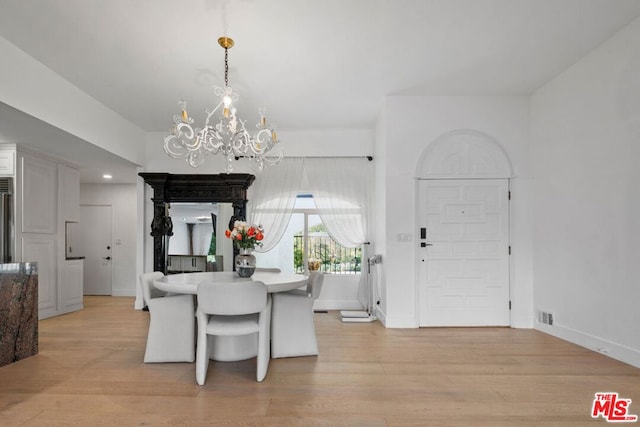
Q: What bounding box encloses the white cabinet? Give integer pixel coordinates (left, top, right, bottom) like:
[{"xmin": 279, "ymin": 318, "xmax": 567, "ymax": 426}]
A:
[
  {"xmin": 58, "ymin": 164, "xmax": 80, "ymax": 222},
  {"xmin": 185, "ymin": 256, "xmax": 206, "ymax": 272},
  {"xmin": 60, "ymin": 259, "xmax": 83, "ymax": 313},
  {"xmin": 167, "ymin": 255, "xmax": 179, "ymax": 272},
  {"xmin": 10, "ymin": 146, "xmax": 83, "ymax": 319},
  {"xmin": 21, "ymin": 155, "xmax": 56, "ymax": 233},
  {"xmin": 0, "ymin": 149, "xmax": 15, "ymax": 175},
  {"xmin": 167, "ymin": 255, "xmax": 207, "ymax": 272},
  {"xmin": 22, "ymin": 236, "xmax": 57, "ymax": 318}
]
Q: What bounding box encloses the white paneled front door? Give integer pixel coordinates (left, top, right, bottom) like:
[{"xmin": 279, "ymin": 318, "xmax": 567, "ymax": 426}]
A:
[{"xmin": 418, "ymin": 179, "xmax": 510, "ymax": 326}]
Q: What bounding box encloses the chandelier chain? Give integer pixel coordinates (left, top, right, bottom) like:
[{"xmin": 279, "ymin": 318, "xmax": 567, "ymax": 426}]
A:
[{"xmin": 224, "ymin": 48, "xmax": 229, "ymax": 87}]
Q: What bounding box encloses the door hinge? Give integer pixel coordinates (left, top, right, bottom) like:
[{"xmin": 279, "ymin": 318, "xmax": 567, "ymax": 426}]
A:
[
  {"xmin": 509, "ymin": 300, "xmax": 512, "ymax": 310},
  {"xmin": 508, "ymin": 246, "xmax": 511, "ymax": 255},
  {"xmin": 508, "ymin": 191, "xmax": 511, "ymax": 200}
]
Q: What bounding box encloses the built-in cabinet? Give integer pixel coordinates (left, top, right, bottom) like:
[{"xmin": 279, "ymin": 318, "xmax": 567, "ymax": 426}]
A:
[
  {"xmin": 21, "ymin": 236, "xmax": 56, "ymax": 315},
  {"xmin": 58, "ymin": 164, "xmax": 80, "ymax": 222},
  {"xmin": 167, "ymin": 255, "xmax": 207, "ymax": 273},
  {"xmin": 0, "ymin": 144, "xmax": 83, "ymax": 319},
  {"xmin": 21, "ymin": 155, "xmax": 56, "ymax": 233},
  {"xmin": 57, "ymin": 164, "xmax": 83, "ymax": 314},
  {"xmin": 60, "ymin": 259, "xmax": 83, "ymax": 311}
]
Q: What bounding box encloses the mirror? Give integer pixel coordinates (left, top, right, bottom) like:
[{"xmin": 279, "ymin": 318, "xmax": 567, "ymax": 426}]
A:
[
  {"xmin": 168, "ymin": 203, "xmax": 220, "ymax": 256},
  {"xmin": 167, "ymin": 202, "xmax": 234, "ymax": 272}
]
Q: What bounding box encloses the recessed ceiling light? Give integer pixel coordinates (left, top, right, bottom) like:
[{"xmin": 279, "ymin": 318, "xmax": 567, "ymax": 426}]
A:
[{"xmin": 103, "ymin": 174, "xmax": 112, "ymax": 179}]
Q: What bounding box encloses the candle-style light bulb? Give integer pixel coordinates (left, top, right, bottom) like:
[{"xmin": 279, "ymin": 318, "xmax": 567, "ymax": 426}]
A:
[
  {"xmin": 178, "ymin": 100, "xmax": 188, "ymax": 123},
  {"xmin": 259, "ymin": 107, "xmax": 267, "ymax": 128}
]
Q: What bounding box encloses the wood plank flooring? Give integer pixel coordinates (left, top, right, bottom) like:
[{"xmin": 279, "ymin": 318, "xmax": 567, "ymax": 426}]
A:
[{"xmin": 1, "ymin": 296, "xmax": 639, "ymax": 426}]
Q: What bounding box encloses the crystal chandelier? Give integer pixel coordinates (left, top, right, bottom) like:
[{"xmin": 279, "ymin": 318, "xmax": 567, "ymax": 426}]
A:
[{"xmin": 164, "ymin": 36, "xmax": 282, "ymax": 172}]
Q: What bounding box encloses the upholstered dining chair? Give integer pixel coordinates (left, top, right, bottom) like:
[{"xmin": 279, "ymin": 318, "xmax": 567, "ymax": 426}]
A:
[
  {"xmin": 195, "ymin": 280, "xmax": 271, "ymax": 385},
  {"xmin": 271, "ymin": 271, "xmax": 324, "ymax": 358},
  {"xmin": 140, "ymin": 272, "xmax": 195, "ymax": 363}
]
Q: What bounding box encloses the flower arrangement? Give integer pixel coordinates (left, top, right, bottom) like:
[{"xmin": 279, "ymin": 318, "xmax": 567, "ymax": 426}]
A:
[
  {"xmin": 225, "ymin": 221, "xmax": 264, "ymax": 250},
  {"xmin": 308, "ymin": 257, "xmax": 321, "ymax": 271}
]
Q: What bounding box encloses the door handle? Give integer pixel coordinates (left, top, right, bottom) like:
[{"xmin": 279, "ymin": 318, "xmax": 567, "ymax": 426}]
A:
[
  {"xmin": 103, "ymin": 256, "xmax": 111, "ymax": 260},
  {"xmin": 420, "ymin": 242, "xmax": 433, "ymax": 248}
]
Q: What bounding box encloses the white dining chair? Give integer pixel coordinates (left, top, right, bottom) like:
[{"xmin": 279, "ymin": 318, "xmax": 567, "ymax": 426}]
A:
[
  {"xmin": 271, "ymin": 271, "xmax": 324, "ymax": 358},
  {"xmin": 140, "ymin": 272, "xmax": 196, "ymax": 363},
  {"xmin": 195, "ymin": 280, "xmax": 271, "ymax": 385}
]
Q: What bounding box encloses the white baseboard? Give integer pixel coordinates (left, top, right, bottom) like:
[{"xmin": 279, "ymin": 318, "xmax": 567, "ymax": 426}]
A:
[
  {"xmin": 374, "ymin": 306, "xmax": 386, "ymax": 326},
  {"xmin": 314, "ymin": 299, "xmax": 363, "ymax": 311},
  {"xmin": 381, "ymin": 313, "xmax": 419, "ymax": 328},
  {"xmin": 536, "ymin": 322, "xmax": 640, "ymax": 368},
  {"xmin": 111, "ymin": 289, "xmax": 136, "ymax": 297}
]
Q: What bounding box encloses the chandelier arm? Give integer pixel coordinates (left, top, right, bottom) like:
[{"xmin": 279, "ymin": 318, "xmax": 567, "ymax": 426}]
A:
[
  {"xmin": 164, "ymin": 135, "xmax": 190, "ymax": 159},
  {"xmin": 204, "ymin": 99, "xmax": 225, "ymax": 127}
]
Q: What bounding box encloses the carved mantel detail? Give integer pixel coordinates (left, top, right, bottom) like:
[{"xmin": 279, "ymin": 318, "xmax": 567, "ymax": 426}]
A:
[{"xmin": 139, "ymin": 173, "xmax": 255, "ymax": 273}]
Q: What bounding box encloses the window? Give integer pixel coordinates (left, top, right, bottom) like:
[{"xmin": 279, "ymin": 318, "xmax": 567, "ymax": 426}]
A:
[{"xmin": 254, "ymin": 195, "xmax": 361, "ymax": 274}]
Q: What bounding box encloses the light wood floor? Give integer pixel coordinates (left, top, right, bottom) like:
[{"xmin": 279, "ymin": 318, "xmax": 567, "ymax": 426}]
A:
[{"xmin": 1, "ymin": 297, "xmax": 639, "ymax": 426}]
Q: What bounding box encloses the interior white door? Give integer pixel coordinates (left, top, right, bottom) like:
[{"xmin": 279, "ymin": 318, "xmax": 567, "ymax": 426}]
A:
[
  {"xmin": 418, "ymin": 179, "xmax": 510, "ymax": 326},
  {"xmin": 79, "ymin": 205, "xmax": 113, "ymax": 295}
]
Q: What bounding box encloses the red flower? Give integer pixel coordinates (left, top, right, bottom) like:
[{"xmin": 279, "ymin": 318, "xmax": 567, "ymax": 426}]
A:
[
  {"xmin": 255, "ymin": 233, "xmax": 264, "ymax": 241},
  {"xmin": 236, "ymin": 234, "xmax": 242, "ymax": 240},
  {"xmin": 225, "ymin": 229, "xmax": 231, "ymax": 238},
  {"xmin": 247, "ymin": 227, "xmax": 256, "ymax": 236}
]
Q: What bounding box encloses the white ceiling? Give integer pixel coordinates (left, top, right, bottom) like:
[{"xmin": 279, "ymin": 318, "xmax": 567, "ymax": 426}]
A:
[{"xmin": 1, "ymin": 0, "xmax": 640, "ymax": 182}]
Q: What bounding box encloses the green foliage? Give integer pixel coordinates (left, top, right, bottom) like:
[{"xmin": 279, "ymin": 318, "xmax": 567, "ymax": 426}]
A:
[
  {"xmin": 308, "ymin": 223, "xmax": 327, "ymax": 233},
  {"xmin": 208, "ymin": 232, "xmax": 216, "ymax": 255},
  {"xmin": 293, "ymin": 247, "xmax": 304, "ymax": 273},
  {"xmin": 292, "ymin": 228, "xmax": 362, "ymax": 274}
]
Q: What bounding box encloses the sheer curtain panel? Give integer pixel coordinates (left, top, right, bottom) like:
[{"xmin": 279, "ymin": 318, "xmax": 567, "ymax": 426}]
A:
[
  {"xmin": 304, "ymin": 158, "xmax": 371, "ymax": 248},
  {"xmin": 247, "ymin": 158, "xmax": 303, "ymax": 252},
  {"xmin": 305, "ymin": 158, "xmax": 373, "ymax": 310}
]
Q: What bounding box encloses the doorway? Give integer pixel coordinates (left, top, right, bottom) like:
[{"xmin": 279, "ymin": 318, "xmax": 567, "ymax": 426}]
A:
[
  {"xmin": 80, "ymin": 205, "xmax": 113, "ymax": 295},
  {"xmin": 418, "ymin": 179, "xmax": 510, "ymax": 326}
]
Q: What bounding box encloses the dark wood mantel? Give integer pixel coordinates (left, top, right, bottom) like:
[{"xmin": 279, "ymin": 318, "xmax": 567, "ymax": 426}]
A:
[{"xmin": 139, "ymin": 173, "xmax": 255, "ymax": 273}]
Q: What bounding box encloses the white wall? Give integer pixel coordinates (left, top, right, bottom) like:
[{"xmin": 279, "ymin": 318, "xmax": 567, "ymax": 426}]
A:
[
  {"xmin": 375, "ymin": 96, "xmax": 532, "ymax": 327},
  {"xmin": 531, "ymin": 17, "xmax": 640, "ymax": 367},
  {"xmin": 373, "ymin": 105, "xmax": 388, "ymax": 319},
  {"xmin": 80, "ymin": 183, "xmax": 138, "ymax": 297}
]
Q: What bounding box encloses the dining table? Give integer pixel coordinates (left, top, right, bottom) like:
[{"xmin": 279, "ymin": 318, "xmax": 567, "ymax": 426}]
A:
[
  {"xmin": 154, "ymin": 271, "xmax": 308, "ymax": 295},
  {"xmin": 154, "ymin": 270, "xmax": 308, "ymax": 362}
]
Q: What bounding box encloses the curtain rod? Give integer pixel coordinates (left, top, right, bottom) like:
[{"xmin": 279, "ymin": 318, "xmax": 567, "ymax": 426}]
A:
[
  {"xmin": 235, "ymin": 155, "xmax": 373, "ymax": 161},
  {"xmin": 286, "ymin": 155, "xmax": 373, "ymax": 161}
]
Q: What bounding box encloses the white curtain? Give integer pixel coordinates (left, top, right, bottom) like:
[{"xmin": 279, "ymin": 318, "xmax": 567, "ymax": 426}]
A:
[
  {"xmin": 305, "ymin": 158, "xmax": 373, "ymax": 310},
  {"xmin": 304, "ymin": 157, "xmax": 371, "ymax": 247},
  {"xmin": 247, "ymin": 158, "xmax": 303, "ymax": 252}
]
